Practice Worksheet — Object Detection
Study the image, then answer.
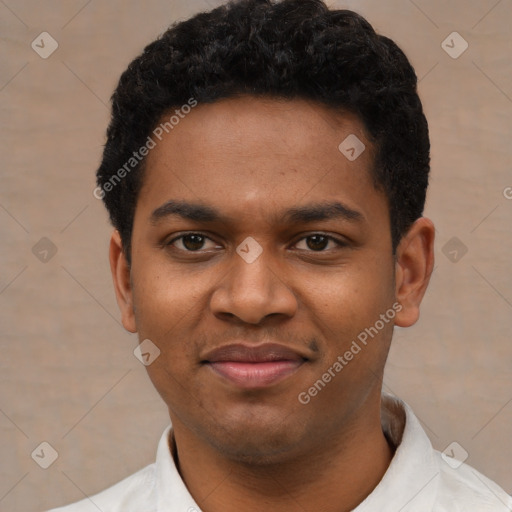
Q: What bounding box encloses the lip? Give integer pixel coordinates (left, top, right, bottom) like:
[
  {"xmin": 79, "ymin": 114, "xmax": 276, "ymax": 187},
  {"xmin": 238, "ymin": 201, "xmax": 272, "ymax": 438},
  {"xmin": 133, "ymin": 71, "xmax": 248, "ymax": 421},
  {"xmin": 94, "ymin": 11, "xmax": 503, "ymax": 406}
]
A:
[{"xmin": 202, "ymin": 343, "xmax": 307, "ymax": 389}]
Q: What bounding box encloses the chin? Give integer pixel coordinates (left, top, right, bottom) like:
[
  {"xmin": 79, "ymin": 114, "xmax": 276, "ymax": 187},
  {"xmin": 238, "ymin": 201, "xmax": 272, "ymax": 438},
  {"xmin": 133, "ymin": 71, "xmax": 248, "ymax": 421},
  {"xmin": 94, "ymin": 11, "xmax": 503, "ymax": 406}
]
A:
[
  {"xmin": 204, "ymin": 408, "xmax": 306, "ymax": 465},
  {"xmin": 214, "ymin": 435, "xmax": 302, "ymax": 466}
]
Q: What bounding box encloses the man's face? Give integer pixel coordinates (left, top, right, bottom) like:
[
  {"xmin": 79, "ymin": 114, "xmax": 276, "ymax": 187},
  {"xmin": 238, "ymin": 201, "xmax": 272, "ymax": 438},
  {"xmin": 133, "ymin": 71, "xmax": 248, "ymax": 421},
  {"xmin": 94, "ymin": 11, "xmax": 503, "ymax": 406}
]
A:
[{"xmin": 125, "ymin": 97, "xmax": 398, "ymax": 462}]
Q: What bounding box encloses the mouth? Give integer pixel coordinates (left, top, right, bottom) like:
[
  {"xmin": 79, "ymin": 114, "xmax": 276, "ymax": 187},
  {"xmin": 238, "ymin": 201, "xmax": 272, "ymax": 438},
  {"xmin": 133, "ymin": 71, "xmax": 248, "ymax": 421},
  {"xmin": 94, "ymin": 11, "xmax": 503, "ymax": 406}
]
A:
[{"xmin": 202, "ymin": 343, "xmax": 308, "ymax": 389}]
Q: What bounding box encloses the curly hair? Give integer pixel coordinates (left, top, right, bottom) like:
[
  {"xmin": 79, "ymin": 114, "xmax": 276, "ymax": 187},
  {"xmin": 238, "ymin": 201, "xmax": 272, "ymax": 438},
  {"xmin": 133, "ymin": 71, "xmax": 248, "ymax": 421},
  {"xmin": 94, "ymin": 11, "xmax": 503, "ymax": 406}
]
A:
[{"xmin": 96, "ymin": 0, "xmax": 430, "ymax": 263}]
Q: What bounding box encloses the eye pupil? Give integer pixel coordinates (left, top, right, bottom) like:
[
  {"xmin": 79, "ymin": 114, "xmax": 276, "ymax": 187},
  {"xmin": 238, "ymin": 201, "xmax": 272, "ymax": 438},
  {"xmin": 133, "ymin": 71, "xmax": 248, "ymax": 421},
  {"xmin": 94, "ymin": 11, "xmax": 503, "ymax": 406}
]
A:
[
  {"xmin": 306, "ymin": 235, "xmax": 328, "ymax": 251},
  {"xmin": 183, "ymin": 234, "xmax": 204, "ymax": 251}
]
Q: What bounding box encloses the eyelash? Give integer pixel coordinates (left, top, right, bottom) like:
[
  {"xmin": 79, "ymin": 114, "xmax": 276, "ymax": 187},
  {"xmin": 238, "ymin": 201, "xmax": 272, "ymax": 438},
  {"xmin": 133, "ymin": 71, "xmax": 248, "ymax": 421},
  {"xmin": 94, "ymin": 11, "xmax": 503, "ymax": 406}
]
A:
[{"xmin": 165, "ymin": 232, "xmax": 348, "ymax": 253}]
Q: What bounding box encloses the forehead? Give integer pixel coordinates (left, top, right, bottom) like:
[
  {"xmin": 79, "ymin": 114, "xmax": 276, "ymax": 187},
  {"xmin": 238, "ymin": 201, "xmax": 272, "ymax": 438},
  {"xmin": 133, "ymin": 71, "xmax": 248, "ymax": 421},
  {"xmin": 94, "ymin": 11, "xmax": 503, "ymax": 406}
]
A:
[
  {"xmin": 136, "ymin": 96, "xmax": 386, "ymax": 229},
  {"xmin": 150, "ymin": 96, "xmax": 371, "ymax": 158}
]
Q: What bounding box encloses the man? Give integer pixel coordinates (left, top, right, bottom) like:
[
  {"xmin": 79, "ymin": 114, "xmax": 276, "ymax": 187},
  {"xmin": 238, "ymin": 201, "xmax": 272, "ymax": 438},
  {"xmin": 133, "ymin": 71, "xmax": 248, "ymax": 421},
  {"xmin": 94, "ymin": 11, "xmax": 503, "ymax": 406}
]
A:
[{"xmin": 49, "ymin": 0, "xmax": 512, "ymax": 510}]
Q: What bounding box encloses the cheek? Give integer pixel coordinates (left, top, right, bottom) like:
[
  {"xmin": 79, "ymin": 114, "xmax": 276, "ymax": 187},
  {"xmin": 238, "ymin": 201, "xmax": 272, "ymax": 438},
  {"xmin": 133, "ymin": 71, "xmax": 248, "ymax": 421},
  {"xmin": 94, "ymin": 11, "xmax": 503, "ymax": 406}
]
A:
[
  {"xmin": 314, "ymin": 257, "xmax": 393, "ymax": 314},
  {"xmin": 132, "ymin": 260, "xmax": 198, "ymax": 336},
  {"xmin": 130, "ymin": 276, "xmax": 198, "ymax": 394},
  {"xmin": 307, "ymin": 259, "xmax": 395, "ymax": 358}
]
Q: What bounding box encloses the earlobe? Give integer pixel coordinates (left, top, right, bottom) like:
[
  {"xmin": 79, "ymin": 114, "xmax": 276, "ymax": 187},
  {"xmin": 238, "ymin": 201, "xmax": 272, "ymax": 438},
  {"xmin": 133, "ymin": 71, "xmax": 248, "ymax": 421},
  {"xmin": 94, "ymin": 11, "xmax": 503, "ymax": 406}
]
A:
[
  {"xmin": 394, "ymin": 217, "xmax": 435, "ymax": 328},
  {"xmin": 109, "ymin": 230, "xmax": 137, "ymax": 333}
]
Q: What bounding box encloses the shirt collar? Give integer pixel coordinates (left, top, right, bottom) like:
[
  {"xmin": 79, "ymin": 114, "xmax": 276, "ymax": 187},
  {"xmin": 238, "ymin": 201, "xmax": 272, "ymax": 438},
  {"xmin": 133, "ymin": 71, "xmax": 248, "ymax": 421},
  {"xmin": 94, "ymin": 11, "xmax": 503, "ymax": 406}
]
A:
[
  {"xmin": 154, "ymin": 424, "xmax": 201, "ymax": 511},
  {"xmin": 154, "ymin": 392, "xmax": 440, "ymax": 511},
  {"xmin": 352, "ymin": 392, "xmax": 440, "ymax": 511}
]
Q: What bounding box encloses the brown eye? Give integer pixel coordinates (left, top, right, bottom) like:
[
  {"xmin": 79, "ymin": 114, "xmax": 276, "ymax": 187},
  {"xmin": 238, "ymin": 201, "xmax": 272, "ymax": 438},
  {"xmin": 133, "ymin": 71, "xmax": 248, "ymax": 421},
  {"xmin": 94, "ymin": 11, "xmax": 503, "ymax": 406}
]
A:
[
  {"xmin": 305, "ymin": 235, "xmax": 329, "ymax": 251},
  {"xmin": 181, "ymin": 234, "xmax": 205, "ymax": 251},
  {"xmin": 295, "ymin": 234, "xmax": 345, "ymax": 252},
  {"xmin": 167, "ymin": 233, "xmax": 217, "ymax": 252}
]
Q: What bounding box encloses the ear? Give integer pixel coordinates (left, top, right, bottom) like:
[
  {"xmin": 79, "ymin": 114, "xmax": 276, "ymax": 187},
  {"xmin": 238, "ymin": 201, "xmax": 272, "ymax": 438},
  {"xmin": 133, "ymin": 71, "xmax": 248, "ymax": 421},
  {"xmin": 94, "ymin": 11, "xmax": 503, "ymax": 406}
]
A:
[
  {"xmin": 109, "ymin": 230, "xmax": 137, "ymax": 333},
  {"xmin": 394, "ymin": 217, "xmax": 435, "ymax": 327}
]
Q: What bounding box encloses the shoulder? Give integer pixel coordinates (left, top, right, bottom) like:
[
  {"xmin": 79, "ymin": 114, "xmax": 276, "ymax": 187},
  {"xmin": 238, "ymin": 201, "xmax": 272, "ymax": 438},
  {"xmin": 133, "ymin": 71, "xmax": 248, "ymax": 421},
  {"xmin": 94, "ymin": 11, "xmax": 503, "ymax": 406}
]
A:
[
  {"xmin": 433, "ymin": 451, "xmax": 512, "ymax": 511},
  {"xmin": 46, "ymin": 463, "xmax": 157, "ymax": 512}
]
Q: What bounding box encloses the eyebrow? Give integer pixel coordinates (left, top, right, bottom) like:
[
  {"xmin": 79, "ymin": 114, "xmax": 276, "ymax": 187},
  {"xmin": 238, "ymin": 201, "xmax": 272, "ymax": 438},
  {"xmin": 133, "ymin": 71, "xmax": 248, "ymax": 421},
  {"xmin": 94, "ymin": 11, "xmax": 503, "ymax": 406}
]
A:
[{"xmin": 150, "ymin": 199, "xmax": 365, "ymax": 226}]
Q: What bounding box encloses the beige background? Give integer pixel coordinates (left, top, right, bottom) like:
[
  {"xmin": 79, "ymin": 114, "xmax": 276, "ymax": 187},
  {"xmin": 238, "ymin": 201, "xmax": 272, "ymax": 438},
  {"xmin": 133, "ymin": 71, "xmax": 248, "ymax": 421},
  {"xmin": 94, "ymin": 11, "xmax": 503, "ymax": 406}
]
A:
[{"xmin": 1, "ymin": 0, "xmax": 511, "ymax": 510}]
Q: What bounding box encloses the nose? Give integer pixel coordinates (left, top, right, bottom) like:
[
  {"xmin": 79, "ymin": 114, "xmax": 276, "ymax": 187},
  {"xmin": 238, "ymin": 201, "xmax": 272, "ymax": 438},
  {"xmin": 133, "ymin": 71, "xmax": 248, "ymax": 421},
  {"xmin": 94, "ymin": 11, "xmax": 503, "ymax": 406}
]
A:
[{"xmin": 209, "ymin": 240, "xmax": 298, "ymax": 325}]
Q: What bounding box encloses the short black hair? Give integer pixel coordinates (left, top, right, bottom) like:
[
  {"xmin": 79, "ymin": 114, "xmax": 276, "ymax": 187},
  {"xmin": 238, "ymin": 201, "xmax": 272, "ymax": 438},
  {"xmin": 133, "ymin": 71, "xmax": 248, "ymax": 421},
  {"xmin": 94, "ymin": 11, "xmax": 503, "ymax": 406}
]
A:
[{"xmin": 96, "ymin": 0, "xmax": 430, "ymax": 263}]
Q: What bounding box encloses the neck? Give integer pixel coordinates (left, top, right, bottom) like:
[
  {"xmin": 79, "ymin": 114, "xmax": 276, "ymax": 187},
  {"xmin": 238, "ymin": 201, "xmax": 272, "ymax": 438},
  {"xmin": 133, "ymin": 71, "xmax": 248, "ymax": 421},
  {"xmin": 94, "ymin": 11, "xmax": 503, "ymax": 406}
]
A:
[{"xmin": 169, "ymin": 396, "xmax": 395, "ymax": 512}]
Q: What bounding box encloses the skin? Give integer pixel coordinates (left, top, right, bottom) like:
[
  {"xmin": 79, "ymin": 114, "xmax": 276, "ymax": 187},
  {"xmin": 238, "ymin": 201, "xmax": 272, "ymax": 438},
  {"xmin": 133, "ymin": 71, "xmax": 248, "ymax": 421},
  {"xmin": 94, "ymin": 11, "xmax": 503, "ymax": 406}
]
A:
[{"xmin": 110, "ymin": 96, "xmax": 435, "ymax": 512}]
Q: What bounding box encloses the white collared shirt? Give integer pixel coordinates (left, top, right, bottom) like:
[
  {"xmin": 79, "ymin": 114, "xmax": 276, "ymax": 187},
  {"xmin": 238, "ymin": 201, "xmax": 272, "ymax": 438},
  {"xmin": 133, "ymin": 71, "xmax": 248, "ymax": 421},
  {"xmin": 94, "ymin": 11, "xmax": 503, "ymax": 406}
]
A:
[{"xmin": 48, "ymin": 393, "xmax": 512, "ymax": 511}]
